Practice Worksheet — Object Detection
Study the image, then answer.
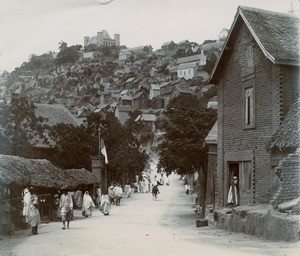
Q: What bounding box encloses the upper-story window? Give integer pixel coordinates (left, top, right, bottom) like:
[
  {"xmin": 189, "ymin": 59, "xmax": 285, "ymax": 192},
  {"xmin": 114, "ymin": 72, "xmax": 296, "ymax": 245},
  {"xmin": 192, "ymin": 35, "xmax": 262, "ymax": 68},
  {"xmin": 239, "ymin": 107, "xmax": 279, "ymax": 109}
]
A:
[
  {"xmin": 246, "ymin": 44, "xmax": 254, "ymax": 68},
  {"xmin": 245, "ymin": 87, "xmax": 254, "ymax": 127}
]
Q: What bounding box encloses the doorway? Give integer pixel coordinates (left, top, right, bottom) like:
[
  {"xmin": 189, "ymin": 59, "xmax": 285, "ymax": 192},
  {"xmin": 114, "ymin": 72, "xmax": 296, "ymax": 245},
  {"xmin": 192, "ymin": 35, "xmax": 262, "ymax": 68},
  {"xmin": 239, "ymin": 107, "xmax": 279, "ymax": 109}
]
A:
[{"xmin": 227, "ymin": 162, "xmax": 239, "ymax": 206}]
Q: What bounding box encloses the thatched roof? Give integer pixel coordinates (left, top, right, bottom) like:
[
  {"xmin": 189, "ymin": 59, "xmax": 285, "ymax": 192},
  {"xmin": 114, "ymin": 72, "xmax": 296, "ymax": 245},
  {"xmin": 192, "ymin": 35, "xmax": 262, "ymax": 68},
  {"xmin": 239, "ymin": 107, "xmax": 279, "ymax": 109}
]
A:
[
  {"xmin": 65, "ymin": 169, "xmax": 99, "ymax": 187},
  {"xmin": 34, "ymin": 103, "xmax": 82, "ymax": 126},
  {"xmin": 267, "ymin": 100, "xmax": 300, "ymax": 151},
  {"xmin": 0, "ymin": 155, "xmax": 97, "ymax": 189}
]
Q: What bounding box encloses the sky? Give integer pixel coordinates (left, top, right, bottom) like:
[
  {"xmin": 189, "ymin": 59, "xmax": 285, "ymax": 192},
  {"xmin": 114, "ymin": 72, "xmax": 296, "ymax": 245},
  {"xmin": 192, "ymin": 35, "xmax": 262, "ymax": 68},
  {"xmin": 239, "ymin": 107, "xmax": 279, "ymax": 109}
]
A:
[{"xmin": 0, "ymin": 0, "xmax": 298, "ymax": 72}]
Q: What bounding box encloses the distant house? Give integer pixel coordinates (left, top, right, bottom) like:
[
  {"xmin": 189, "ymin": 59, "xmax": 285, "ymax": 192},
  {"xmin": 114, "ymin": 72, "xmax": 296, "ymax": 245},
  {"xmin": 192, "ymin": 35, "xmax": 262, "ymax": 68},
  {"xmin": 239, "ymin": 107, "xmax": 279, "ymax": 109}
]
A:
[
  {"xmin": 210, "ymin": 6, "xmax": 299, "ymax": 207},
  {"xmin": 135, "ymin": 114, "xmax": 157, "ymax": 132},
  {"xmin": 132, "ymin": 91, "xmax": 148, "ymax": 110},
  {"xmin": 149, "ymin": 84, "xmax": 161, "ymax": 99},
  {"xmin": 115, "ymin": 105, "xmax": 132, "ymax": 124},
  {"xmin": 164, "ymin": 84, "xmax": 193, "ymax": 107},
  {"xmin": 33, "ymin": 104, "xmax": 82, "ymax": 153},
  {"xmin": 176, "ymin": 52, "xmax": 206, "ymax": 66},
  {"xmin": 161, "ymin": 41, "xmax": 177, "ymax": 54},
  {"xmin": 178, "ymin": 40, "xmax": 191, "ymax": 51},
  {"xmin": 207, "ymin": 96, "xmax": 218, "ymax": 109},
  {"xmin": 35, "ymin": 103, "xmax": 82, "ymax": 127},
  {"xmin": 150, "ymin": 67, "xmax": 158, "ymax": 77},
  {"xmin": 177, "ymin": 62, "xmax": 200, "ymax": 80},
  {"xmin": 119, "ymin": 45, "xmax": 153, "ymax": 62},
  {"xmin": 173, "ymin": 77, "xmax": 188, "ymax": 87},
  {"xmin": 120, "ymin": 92, "xmax": 133, "ymax": 106},
  {"xmin": 218, "ymin": 28, "xmax": 229, "ymax": 41}
]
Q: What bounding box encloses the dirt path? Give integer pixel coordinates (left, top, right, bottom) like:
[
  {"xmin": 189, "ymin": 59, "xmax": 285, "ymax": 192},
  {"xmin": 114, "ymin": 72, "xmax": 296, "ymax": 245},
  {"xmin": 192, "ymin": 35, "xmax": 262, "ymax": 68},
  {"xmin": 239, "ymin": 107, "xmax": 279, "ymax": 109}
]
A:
[{"xmin": 1, "ymin": 174, "xmax": 299, "ymax": 256}]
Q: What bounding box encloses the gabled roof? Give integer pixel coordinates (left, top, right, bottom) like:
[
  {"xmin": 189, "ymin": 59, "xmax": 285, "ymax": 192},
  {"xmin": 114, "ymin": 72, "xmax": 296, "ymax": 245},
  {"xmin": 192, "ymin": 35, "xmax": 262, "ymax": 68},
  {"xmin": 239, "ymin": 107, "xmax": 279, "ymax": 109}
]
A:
[
  {"xmin": 162, "ymin": 41, "xmax": 175, "ymax": 47},
  {"xmin": 121, "ymin": 94, "xmax": 132, "ymax": 101},
  {"xmin": 150, "ymin": 84, "xmax": 160, "ymax": 90},
  {"xmin": 204, "ymin": 121, "xmax": 218, "ymax": 145},
  {"xmin": 117, "ymin": 105, "xmax": 132, "ymax": 112},
  {"xmin": 211, "ymin": 6, "xmax": 300, "ymax": 82},
  {"xmin": 125, "ymin": 77, "xmax": 135, "ymax": 83},
  {"xmin": 175, "ymin": 84, "xmax": 193, "ymax": 94},
  {"xmin": 132, "ymin": 91, "xmax": 144, "ymax": 100},
  {"xmin": 177, "ymin": 54, "xmax": 203, "ymax": 64},
  {"xmin": 177, "ymin": 62, "xmax": 199, "ymax": 70},
  {"xmin": 135, "ymin": 114, "xmax": 157, "ymax": 122},
  {"xmin": 178, "ymin": 40, "xmax": 190, "ymax": 45},
  {"xmin": 35, "ymin": 104, "xmax": 82, "ymax": 126}
]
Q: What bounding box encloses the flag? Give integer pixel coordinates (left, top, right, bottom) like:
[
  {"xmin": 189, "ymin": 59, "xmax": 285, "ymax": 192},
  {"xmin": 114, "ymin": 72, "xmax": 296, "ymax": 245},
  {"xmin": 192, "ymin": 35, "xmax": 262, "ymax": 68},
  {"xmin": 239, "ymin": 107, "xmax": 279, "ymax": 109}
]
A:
[{"xmin": 100, "ymin": 138, "xmax": 108, "ymax": 164}]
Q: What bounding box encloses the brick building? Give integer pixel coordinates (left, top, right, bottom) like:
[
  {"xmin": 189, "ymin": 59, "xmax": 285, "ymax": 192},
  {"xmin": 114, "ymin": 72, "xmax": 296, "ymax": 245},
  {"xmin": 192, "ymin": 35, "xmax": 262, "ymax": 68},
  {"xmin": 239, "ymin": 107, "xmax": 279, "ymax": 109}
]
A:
[{"xmin": 210, "ymin": 6, "xmax": 299, "ymax": 208}]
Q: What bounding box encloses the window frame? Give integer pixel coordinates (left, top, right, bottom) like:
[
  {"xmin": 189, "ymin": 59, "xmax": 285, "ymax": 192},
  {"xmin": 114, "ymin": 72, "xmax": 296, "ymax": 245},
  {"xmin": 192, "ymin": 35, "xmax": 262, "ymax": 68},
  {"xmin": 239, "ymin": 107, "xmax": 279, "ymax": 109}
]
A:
[{"xmin": 244, "ymin": 86, "xmax": 255, "ymax": 129}]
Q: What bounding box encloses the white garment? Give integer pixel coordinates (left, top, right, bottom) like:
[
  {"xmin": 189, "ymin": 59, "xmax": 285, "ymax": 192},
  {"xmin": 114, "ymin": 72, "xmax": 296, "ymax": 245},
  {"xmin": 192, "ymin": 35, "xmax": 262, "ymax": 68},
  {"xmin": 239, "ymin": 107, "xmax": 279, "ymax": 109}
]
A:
[
  {"xmin": 22, "ymin": 188, "xmax": 31, "ymax": 222},
  {"xmin": 227, "ymin": 185, "xmax": 238, "ymax": 205},
  {"xmin": 82, "ymin": 192, "xmax": 95, "ymax": 216}
]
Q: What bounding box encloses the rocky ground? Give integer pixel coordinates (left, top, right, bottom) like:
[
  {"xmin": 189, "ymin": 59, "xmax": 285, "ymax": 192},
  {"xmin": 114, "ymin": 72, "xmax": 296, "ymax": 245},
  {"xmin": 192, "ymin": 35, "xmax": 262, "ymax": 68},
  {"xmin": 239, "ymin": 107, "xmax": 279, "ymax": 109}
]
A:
[{"xmin": 1, "ymin": 174, "xmax": 299, "ymax": 256}]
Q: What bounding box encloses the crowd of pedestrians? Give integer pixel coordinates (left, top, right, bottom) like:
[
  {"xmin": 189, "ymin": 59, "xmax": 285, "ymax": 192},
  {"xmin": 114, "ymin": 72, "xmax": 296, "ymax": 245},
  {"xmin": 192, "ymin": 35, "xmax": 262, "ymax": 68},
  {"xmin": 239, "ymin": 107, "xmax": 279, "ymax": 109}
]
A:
[{"xmin": 0, "ymin": 171, "xmax": 171, "ymax": 238}]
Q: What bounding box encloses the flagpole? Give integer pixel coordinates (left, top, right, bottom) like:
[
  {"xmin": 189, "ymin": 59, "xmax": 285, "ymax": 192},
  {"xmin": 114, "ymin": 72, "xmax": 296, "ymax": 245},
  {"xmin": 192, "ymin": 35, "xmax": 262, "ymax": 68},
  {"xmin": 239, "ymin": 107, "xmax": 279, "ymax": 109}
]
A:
[{"xmin": 98, "ymin": 126, "xmax": 101, "ymax": 156}]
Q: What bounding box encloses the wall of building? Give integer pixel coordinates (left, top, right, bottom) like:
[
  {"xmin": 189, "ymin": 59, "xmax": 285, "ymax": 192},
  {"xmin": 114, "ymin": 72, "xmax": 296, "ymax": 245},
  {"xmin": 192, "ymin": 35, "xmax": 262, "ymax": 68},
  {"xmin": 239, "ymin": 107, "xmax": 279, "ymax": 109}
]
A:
[{"xmin": 216, "ymin": 21, "xmax": 299, "ymax": 208}]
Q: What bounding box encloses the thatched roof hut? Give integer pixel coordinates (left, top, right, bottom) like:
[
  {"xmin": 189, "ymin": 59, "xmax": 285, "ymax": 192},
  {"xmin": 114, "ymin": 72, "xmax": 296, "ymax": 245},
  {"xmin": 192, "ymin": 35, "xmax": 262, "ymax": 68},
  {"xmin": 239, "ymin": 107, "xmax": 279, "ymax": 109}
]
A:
[
  {"xmin": 267, "ymin": 100, "xmax": 300, "ymax": 151},
  {"xmin": 0, "ymin": 155, "xmax": 97, "ymax": 189},
  {"xmin": 65, "ymin": 168, "xmax": 99, "ymax": 187}
]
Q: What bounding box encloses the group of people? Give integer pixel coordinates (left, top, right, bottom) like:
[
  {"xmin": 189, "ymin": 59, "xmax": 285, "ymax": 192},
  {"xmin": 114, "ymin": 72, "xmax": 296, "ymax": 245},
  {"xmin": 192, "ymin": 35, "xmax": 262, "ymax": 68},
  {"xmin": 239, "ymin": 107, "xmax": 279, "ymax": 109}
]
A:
[
  {"xmin": 108, "ymin": 183, "xmax": 123, "ymax": 205},
  {"xmin": 22, "ymin": 187, "xmax": 41, "ymax": 235},
  {"xmin": 22, "ymin": 187, "xmax": 101, "ymax": 233}
]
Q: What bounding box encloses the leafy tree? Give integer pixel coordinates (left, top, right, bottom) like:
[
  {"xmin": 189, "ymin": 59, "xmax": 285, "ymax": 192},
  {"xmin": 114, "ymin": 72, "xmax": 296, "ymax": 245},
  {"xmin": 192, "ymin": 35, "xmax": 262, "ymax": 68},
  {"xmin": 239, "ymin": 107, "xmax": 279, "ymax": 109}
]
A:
[
  {"xmin": 49, "ymin": 123, "xmax": 95, "ymax": 169},
  {"xmin": 55, "ymin": 45, "xmax": 82, "ymax": 65},
  {"xmin": 157, "ymin": 94, "xmax": 217, "ymax": 217},
  {"xmin": 49, "ymin": 111, "xmax": 148, "ymax": 186},
  {"xmin": 0, "ymin": 94, "xmax": 46, "ymax": 157},
  {"xmin": 157, "ymin": 94, "xmax": 216, "ymax": 174}
]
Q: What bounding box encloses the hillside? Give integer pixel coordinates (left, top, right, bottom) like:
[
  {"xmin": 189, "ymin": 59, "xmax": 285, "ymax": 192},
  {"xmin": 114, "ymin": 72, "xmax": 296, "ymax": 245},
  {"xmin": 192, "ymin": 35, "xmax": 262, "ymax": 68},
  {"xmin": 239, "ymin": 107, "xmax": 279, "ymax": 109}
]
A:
[{"xmin": 0, "ymin": 40, "xmax": 223, "ymax": 115}]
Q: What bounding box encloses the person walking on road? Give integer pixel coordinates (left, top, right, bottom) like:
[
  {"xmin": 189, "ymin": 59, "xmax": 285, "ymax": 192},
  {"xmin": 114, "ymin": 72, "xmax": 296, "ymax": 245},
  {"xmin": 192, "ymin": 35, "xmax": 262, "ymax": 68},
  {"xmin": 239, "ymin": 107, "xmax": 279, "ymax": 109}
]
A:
[
  {"xmin": 82, "ymin": 191, "xmax": 95, "ymax": 218},
  {"xmin": 95, "ymin": 186, "xmax": 101, "ymax": 208},
  {"xmin": 99, "ymin": 192, "xmax": 111, "ymax": 216},
  {"xmin": 59, "ymin": 188, "xmax": 73, "ymax": 229},
  {"xmin": 113, "ymin": 184, "xmax": 123, "ymax": 206},
  {"xmin": 152, "ymin": 184, "xmax": 160, "ymax": 201},
  {"xmin": 108, "ymin": 183, "xmax": 116, "ymax": 204},
  {"xmin": 28, "ymin": 189, "xmax": 41, "ymax": 235}
]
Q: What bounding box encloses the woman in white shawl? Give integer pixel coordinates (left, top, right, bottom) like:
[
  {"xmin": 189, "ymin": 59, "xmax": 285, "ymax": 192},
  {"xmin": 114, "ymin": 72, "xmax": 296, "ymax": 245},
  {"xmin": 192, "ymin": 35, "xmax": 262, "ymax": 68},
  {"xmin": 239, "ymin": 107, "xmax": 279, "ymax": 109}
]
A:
[
  {"xmin": 99, "ymin": 192, "xmax": 111, "ymax": 216},
  {"xmin": 28, "ymin": 192, "xmax": 41, "ymax": 235},
  {"xmin": 82, "ymin": 191, "xmax": 95, "ymax": 218},
  {"xmin": 227, "ymin": 176, "xmax": 239, "ymax": 206},
  {"xmin": 22, "ymin": 187, "xmax": 31, "ymax": 223},
  {"xmin": 59, "ymin": 189, "xmax": 73, "ymax": 229}
]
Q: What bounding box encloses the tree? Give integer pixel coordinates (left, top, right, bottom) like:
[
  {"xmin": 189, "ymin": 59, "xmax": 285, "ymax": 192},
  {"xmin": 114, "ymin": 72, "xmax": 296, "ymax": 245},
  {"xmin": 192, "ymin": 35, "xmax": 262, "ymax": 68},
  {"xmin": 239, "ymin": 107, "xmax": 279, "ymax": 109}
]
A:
[
  {"xmin": 49, "ymin": 111, "xmax": 148, "ymax": 185},
  {"xmin": 0, "ymin": 94, "xmax": 46, "ymax": 157},
  {"xmin": 49, "ymin": 123, "xmax": 96, "ymax": 169},
  {"xmin": 156, "ymin": 94, "xmax": 217, "ymax": 217},
  {"xmin": 55, "ymin": 45, "xmax": 82, "ymax": 65}
]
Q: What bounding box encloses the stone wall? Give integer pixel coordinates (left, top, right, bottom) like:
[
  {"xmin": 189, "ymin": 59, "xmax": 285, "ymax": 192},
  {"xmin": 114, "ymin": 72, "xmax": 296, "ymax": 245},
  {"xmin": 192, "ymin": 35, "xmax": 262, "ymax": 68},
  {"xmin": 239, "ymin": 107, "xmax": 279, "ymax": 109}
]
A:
[{"xmin": 213, "ymin": 205, "xmax": 300, "ymax": 242}]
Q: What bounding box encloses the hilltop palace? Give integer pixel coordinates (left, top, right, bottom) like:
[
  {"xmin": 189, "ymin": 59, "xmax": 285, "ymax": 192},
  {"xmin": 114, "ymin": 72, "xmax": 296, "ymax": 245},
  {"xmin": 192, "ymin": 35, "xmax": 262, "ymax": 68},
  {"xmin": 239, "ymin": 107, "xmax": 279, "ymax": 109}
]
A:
[{"xmin": 84, "ymin": 30, "xmax": 120, "ymax": 47}]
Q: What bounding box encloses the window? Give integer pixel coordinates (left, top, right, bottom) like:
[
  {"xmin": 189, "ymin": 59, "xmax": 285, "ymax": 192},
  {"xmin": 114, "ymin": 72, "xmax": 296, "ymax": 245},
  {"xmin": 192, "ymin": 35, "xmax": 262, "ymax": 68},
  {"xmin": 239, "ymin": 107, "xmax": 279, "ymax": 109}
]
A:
[
  {"xmin": 246, "ymin": 44, "xmax": 253, "ymax": 68},
  {"xmin": 245, "ymin": 87, "xmax": 254, "ymax": 127}
]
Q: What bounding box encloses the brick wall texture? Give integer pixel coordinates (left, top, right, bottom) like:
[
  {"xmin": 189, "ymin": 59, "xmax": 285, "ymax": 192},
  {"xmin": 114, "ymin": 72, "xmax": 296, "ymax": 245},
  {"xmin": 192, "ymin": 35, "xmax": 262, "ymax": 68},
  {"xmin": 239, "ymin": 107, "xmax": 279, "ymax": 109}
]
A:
[{"xmin": 216, "ymin": 22, "xmax": 299, "ymax": 208}]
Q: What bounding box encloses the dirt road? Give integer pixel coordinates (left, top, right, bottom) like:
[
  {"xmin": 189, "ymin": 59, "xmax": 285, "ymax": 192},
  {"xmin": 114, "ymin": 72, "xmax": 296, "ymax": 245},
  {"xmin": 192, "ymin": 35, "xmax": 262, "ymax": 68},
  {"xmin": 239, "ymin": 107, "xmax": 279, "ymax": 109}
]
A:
[{"xmin": 1, "ymin": 174, "xmax": 299, "ymax": 256}]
